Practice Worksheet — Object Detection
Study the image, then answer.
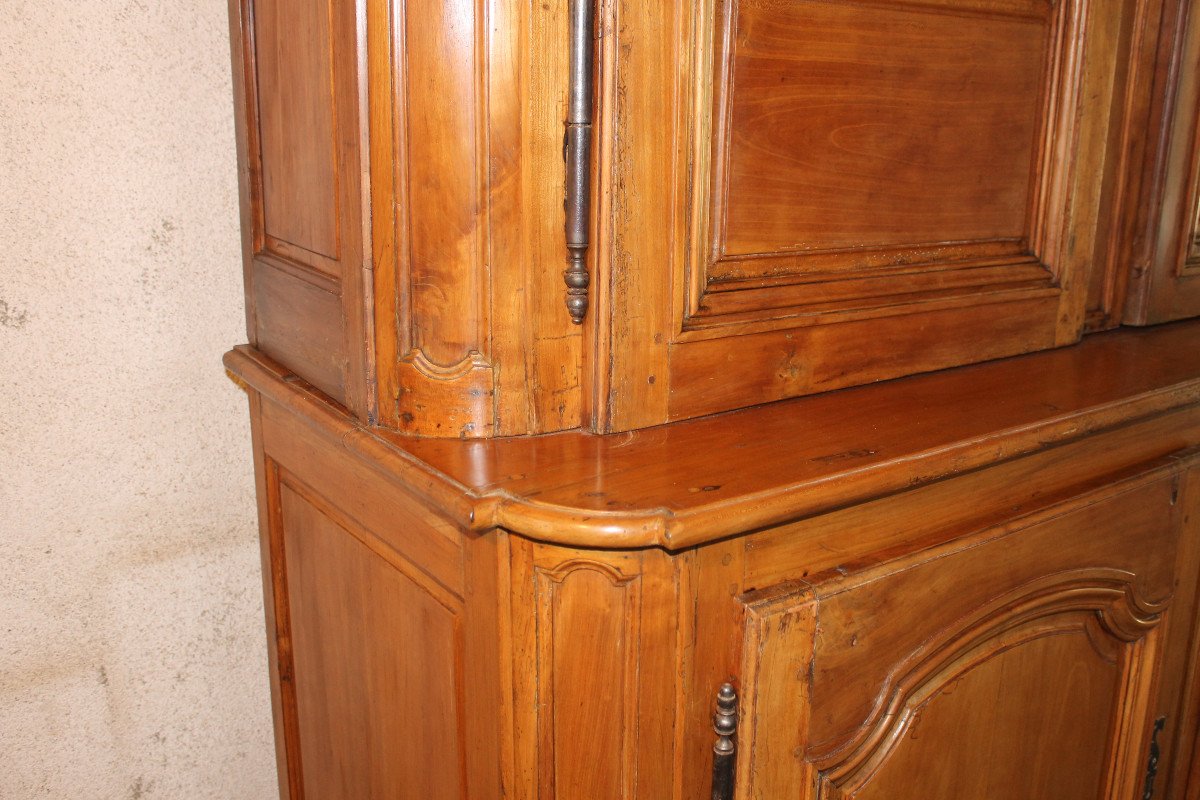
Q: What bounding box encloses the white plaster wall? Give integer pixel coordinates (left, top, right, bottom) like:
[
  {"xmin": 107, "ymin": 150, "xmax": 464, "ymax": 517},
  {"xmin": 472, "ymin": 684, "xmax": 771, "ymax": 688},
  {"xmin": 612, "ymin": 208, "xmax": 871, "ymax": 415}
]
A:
[{"xmin": 0, "ymin": 2, "xmax": 277, "ymax": 798}]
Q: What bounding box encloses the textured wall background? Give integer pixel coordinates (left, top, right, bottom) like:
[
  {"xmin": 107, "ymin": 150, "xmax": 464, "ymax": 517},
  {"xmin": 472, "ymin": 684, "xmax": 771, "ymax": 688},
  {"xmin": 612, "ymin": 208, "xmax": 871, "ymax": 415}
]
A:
[{"xmin": 0, "ymin": 2, "xmax": 277, "ymax": 798}]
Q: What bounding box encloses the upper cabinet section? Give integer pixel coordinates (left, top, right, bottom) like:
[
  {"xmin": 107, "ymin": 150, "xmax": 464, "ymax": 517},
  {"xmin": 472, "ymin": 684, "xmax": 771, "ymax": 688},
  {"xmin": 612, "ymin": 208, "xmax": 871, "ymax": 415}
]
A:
[
  {"xmin": 229, "ymin": 0, "xmax": 1191, "ymax": 438},
  {"xmin": 1126, "ymin": 0, "xmax": 1200, "ymax": 324},
  {"xmin": 595, "ymin": 0, "xmax": 1148, "ymax": 431}
]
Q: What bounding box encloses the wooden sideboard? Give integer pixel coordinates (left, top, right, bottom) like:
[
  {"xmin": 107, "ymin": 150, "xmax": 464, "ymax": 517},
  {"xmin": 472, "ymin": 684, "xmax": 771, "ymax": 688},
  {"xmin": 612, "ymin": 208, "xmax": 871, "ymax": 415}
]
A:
[{"xmin": 224, "ymin": 0, "xmax": 1200, "ymax": 797}]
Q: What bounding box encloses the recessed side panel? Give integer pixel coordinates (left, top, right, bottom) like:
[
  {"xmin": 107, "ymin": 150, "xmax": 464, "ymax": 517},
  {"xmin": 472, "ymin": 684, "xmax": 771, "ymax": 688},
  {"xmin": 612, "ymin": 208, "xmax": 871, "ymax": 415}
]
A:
[
  {"xmin": 231, "ymin": 0, "xmax": 369, "ymax": 413},
  {"xmin": 252, "ymin": 0, "xmax": 341, "ymax": 267},
  {"xmin": 270, "ymin": 476, "xmax": 470, "ymax": 800}
]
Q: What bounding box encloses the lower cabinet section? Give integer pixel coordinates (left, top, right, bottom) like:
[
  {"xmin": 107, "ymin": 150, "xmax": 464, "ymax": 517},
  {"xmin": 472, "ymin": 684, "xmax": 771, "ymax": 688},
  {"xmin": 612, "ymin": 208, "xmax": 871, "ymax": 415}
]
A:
[{"xmin": 250, "ymin": 385, "xmax": 1200, "ymax": 799}]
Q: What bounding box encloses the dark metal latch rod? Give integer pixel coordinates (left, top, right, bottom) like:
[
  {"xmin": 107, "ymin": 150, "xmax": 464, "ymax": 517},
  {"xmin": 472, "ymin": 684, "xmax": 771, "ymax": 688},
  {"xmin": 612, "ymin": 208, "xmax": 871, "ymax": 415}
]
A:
[{"xmin": 564, "ymin": 0, "xmax": 596, "ymax": 324}]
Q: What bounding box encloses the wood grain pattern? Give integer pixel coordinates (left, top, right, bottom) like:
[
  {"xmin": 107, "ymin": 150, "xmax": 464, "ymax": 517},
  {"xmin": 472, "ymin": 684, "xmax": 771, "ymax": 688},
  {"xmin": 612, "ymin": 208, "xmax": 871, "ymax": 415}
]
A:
[
  {"xmin": 367, "ymin": 0, "xmax": 584, "ymax": 437},
  {"xmin": 739, "ymin": 458, "xmax": 1186, "ymax": 799},
  {"xmin": 595, "ymin": 0, "xmax": 1146, "ymax": 430},
  {"xmin": 230, "ymin": 335, "xmax": 1200, "ymax": 799},
  {"xmin": 251, "ymin": 259, "xmax": 345, "ymax": 403},
  {"xmin": 1150, "ymin": 461, "xmax": 1200, "ymax": 799},
  {"xmin": 260, "ymin": 396, "xmax": 466, "ymax": 595},
  {"xmin": 226, "ymin": 318, "xmax": 1200, "ymax": 549},
  {"xmin": 717, "ymin": 0, "xmax": 1050, "ymax": 262},
  {"xmin": 1127, "ymin": 0, "xmax": 1200, "ymax": 323},
  {"xmin": 507, "ymin": 543, "xmax": 683, "ymax": 800},
  {"xmin": 275, "ymin": 478, "xmax": 469, "ymax": 800},
  {"xmin": 587, "ymin": 0, "xmax": 681, "ymax": 431},
  {"xmin": 252, "ymin": 0, "xmax": 340, "ymax": 265},
  {"xmin": 667, "ymin": 291, "xmax": 1061, "ymax": 420},
  {"xmin": 537, "ymin": 554, "xmax": 640, "ymax": 799},
  {"xmin": 242, "ymin": 392, "xmax": 293, "ymax": 800},
  {"xmin": 741, "ymin": 411, "xmax": 1200, "ymax": 593},
  {"xmin": 231, "ymin": 0, "xmax": 371, "ymax": 416},
  {"xmin": 368, "ymin": 0, "xmax": 497, "ymax": 435},
  {"xmin": 847, "ymin": 631, "xmax": 1130, "ymax": 799},
  {"xmin": 224, "ymin": 4, "xmax": 1200, "ymax": 797}
]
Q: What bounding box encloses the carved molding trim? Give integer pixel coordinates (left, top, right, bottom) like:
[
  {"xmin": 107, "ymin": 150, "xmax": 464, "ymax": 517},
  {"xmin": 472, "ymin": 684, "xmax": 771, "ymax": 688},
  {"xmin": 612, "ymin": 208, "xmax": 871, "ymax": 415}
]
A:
[
  {"xmin": 808, "ymin": 569, "xmax": 1167, "ymax": 792},
  {"xmin": 530, "ymin": 553, "xmax": 644, "ymax": 799},
  {"xmin": 401, "ymin": 349, "xmax": 494, "ymax": 381},
  {"xmin": 394, "ymin": 349, "xmax": 496, "ymax": 438}
]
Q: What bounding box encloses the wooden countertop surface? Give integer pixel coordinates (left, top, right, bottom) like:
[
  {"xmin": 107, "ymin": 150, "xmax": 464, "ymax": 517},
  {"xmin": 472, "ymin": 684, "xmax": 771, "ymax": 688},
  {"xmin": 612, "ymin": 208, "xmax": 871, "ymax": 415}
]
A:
[{"xmin": 226, "ymin": 320, "xmax": 1200, "ymax": 550}]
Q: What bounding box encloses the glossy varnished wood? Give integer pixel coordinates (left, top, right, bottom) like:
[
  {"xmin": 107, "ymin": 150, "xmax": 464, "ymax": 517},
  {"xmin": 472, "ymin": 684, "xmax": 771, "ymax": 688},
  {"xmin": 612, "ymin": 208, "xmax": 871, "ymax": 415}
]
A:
[
  {"xmin": 251, "ymin": 413, "xmax": 506, "ymax": 800},
  {"xmin": 232, "ymin": 331, "xmax": 1200, "ymax": 798},
  {"xmin": 229, "ymin": 319, "xmax": 1200, "ymax": 549},
  {"xmin": 223, "ymin": 3, "xmax": 1200, "ymax": 798},
  {"xmin": 596, "ymin": 0, "xmax": 1147, "ymax": 431},
  {"xmin": 367, "ymin": 0, "xmax": 584, "ymax": 437},
  {"xmin": 1128, "ymin": 0, "xmax": 1200, "ymax": 323},
  {"xmin": 737, "ymin": 455, "xmax": 1196, "ymax": 798},
  {"xmin": 717, "ymin": 0, "xmax": 1050, "ymax": 263},
  {"xmin": 227, "ymin": 0, "xmax": 1199, "ymax": 439},
  {"xmin": 228, "ymin": 0, "xmax": 371, "ymax": 416}
]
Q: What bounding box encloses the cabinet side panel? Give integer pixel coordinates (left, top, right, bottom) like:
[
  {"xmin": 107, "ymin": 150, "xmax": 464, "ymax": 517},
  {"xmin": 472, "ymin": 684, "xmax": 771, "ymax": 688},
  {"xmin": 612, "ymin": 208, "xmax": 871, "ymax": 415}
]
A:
[
  {"xmin": 232, "ymin": 0, "xmax": 370, "ymax": 414},
  {"xmin": 244, "ymin": 394, "xmax": 294, "ymax": 800},
  {"xmin": 253, "ymin": 0, "xmax": 340, "ymax": 263},
  {"xmin": 259, "ymin": 395, "xmax": 466, "ymax": 595},
  {"xmin": 250, "ymin": 388, "xmax": 508, "ymax": 798},
  {"xmin": 252, "ymin": 263, "xmax": 346, "ymax": 403},
  {"xmin": 276, "ymin": 480, "xmax": 469, "ymax": 800}
]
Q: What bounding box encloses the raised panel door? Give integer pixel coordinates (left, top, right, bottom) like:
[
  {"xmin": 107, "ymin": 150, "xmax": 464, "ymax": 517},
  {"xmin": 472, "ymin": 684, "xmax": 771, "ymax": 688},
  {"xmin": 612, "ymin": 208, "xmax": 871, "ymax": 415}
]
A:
[
  {"xmin": 596, "ymin": 0, "xmax": 1145, "ymax": 430},
  {"xmin": 736, "ymin": 457, "xmax": 1194, "ymax": 798}
]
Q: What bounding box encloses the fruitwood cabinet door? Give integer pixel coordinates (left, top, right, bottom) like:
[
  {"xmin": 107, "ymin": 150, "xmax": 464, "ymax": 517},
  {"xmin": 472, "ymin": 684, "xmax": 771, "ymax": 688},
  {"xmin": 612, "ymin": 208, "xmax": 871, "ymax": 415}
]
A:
[
  {"xmin": 736, "ymin": 457, "xmax": 1200, "ymax": 799},
  {"xmin": 598, "ymin": 0, "xmax": 1147, "ymax": 431}
]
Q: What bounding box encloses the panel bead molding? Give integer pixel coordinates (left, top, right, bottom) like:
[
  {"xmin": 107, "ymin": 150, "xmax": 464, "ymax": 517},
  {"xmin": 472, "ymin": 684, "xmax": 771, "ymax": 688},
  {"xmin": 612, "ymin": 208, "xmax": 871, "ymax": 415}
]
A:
[
  {"xmin": 367, "ymin": 0, "xmax": 497, "ymax": 437},
  {"xmin": 507, "ymin": 541, "xmax": 683, "ymax": 800},
  {"xmin": 687, "ymin": 0, "xmax": 1080, "ymax": 322},
  {"xmin": 815, "ymin": 572, "xmax": 1165, "ymax": 795}
]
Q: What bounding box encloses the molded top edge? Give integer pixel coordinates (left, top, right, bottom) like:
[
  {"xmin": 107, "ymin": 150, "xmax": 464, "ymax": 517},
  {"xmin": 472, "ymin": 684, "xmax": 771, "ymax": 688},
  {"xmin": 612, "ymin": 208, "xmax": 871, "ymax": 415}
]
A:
[{"xmin": 225, "ymin": 320, "xmax": 1200, "ymax": 550}]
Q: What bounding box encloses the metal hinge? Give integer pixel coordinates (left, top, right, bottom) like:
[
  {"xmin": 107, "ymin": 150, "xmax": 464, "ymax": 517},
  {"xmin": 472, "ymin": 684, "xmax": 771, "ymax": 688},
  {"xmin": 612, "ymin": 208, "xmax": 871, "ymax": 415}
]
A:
[
  {"xmin": 711, "ymin": 683, "xmax": 738, "ymax": 800},
  {"xmin": 1143, "ymin": 716, "xmax": 1167, "ymax": 800},
  {"xmin": 563, "ymin": 0, "xmax": 596, "ymax": 324}
]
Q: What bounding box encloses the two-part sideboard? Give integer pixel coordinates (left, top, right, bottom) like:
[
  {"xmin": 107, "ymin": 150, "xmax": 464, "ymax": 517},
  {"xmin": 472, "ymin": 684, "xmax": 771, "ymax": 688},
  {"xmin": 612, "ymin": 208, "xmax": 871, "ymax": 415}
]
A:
[{"xmin": 223, "ymin": 0, "xmax": 1200, "ymax": 796}]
